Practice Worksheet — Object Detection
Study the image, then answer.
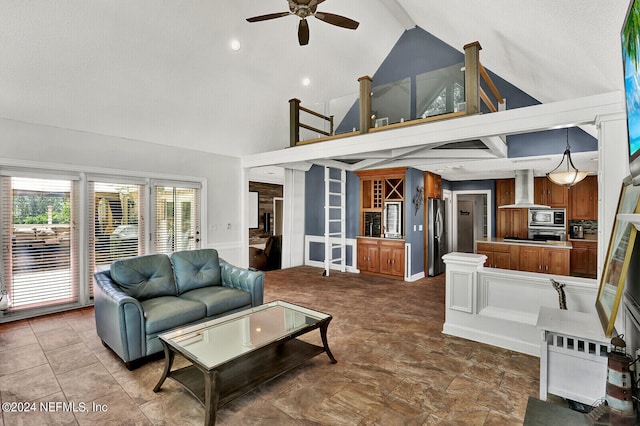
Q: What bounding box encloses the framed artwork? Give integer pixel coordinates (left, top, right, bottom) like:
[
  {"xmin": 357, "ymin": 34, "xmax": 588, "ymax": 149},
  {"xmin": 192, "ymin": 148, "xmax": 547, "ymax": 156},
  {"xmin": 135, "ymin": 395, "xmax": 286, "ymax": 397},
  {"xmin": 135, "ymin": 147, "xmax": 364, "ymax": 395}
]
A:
[
  {"xmin": 596, "ymin": 177, "xmax": 640, "ymax": 337},
  {"xmin": 248, "ymin": 191, "xmax": 259, "ymax": 229}
]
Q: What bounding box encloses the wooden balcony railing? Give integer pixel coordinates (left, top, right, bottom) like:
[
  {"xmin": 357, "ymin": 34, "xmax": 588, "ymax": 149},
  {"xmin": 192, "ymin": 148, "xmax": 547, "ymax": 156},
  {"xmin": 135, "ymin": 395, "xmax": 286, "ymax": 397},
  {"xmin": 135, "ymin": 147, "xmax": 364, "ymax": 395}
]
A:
[
  {"xmin": 289, "ymin": 98, "xmax": 334, "ymax": 147},
  {"xmin": 289, "ymin": 41, "xmax": 503, "ymax": 147}
]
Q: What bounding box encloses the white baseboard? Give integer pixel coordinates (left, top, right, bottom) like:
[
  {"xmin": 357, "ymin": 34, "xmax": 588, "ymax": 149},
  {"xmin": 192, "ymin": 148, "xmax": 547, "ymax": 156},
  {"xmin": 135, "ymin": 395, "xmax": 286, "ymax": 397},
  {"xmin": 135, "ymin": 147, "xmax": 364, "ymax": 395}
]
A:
[{"xmin": 442, "ymin": 322, "xmax": 540, "ymax": 357}]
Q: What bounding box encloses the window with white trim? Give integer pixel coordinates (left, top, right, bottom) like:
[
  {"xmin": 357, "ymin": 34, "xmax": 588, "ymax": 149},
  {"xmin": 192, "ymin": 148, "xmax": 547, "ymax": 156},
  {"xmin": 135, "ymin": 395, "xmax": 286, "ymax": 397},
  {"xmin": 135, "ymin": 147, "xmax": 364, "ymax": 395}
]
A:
[
  {"xmin": 152, "ymin": 182, "xmax": 201, "ymax": 254},
  {"xmin": 0, "ymin": 175, "xmax": 80, "ymax": 311},
  {"xmin": 88, "ymin": 180, "xmax": 145, "ymax": 297}
]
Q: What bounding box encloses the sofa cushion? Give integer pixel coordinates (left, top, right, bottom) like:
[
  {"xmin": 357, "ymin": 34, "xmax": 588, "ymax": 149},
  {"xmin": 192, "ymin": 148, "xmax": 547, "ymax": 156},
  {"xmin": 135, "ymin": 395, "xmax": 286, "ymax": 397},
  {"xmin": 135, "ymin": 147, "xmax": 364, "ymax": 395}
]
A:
[
  {"xmin": 179, "ymin": 286, "xmax": 252, "ymax": 317},
  {"xmin": 140, "ymin": 296, "xmax": 207, "ymax": 335},
  {"xmin": 110, "ymin": 254, "xmax": 177, "ymax": 301},
  {"xmin": 171, "ymin": 249, "xmax": 221, "ymax": 295}
]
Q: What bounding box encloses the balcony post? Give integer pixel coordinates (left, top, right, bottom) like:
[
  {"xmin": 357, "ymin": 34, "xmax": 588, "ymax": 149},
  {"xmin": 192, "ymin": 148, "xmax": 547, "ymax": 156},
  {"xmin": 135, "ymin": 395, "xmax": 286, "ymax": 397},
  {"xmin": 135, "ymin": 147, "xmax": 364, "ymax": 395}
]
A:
[
  {"xmin": 289, "ymin": 98, "xmax": 301, "ymax": 147},
  {"xmin": 463, "ymin": 41, "xmax": 482, "ymax": 115},
  {"xmin": 358, "ymin": 76, "xmax": 372, "ymax": 134}
]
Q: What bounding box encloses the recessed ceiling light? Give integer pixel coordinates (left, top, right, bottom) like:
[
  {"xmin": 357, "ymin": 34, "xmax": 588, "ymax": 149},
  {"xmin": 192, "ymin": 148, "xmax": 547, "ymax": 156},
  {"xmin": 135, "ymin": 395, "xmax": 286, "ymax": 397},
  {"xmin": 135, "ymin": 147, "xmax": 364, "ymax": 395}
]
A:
[
  {"xmin": 591, "ymin": 157, "xmax": 599, "ymax": 161},
  {"xmin": 302, "ymin": 77, "xmax": 311, "ymax": 86},
  {"xmin": 230, "ymin": 39, "xmax": 241, "ymax": 51}
]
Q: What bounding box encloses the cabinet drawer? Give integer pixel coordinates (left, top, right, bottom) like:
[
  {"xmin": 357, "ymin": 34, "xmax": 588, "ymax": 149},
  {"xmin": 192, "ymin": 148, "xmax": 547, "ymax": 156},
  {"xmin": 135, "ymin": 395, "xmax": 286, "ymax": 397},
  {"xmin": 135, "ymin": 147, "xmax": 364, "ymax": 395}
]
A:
[{"xmin": 493, "ymin": 244, "xmax": 511, "ymax": 253}]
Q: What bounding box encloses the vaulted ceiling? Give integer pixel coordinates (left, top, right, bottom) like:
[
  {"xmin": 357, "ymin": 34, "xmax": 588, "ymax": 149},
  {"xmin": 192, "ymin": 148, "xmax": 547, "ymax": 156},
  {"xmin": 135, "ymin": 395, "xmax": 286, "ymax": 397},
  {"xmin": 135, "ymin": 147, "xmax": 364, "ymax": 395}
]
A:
[{"xmin": 0, "ymin": 1, "xmax": 630, "ymax": 179}]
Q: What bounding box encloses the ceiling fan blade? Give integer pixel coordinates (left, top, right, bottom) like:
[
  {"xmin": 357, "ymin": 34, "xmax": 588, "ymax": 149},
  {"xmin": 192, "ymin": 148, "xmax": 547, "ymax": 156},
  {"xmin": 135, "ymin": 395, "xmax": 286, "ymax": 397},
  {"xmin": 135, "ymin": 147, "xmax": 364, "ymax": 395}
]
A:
[
  {"xmin": 298, "ymin": 19, "xmax": 310, "ymax": 46},
  {"xmin": 246, "ymin": 12, "xmax": 290, "ymax": 23},
  {"xmin": 314, "ymin": 12, "xmax": 359, "ymax": 30}
]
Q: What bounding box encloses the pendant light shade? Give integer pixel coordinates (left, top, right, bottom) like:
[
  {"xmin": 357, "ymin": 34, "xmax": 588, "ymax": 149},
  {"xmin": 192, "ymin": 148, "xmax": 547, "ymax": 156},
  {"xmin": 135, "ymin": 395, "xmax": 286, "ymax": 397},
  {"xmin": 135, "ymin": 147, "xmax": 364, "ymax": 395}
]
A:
[{"xmin": 546, "ymin": 129, "xmax": 588, "ymax": 187}]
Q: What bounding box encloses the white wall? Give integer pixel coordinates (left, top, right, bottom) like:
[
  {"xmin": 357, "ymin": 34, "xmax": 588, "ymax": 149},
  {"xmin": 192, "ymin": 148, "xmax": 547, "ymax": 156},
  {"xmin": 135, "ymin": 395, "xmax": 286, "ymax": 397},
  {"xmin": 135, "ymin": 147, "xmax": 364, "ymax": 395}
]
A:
[{"xmin": 0, "ymin": 117, "xmax": 245, "ymax": 265}]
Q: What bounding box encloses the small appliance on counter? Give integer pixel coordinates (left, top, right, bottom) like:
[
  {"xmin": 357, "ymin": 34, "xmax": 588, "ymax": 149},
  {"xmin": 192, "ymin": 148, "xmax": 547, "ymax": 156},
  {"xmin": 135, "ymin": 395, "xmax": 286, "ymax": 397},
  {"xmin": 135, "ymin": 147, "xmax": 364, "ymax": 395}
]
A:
[{"xmin": 570, "ymin": 224, "xmax": 584, "ymax": 239}]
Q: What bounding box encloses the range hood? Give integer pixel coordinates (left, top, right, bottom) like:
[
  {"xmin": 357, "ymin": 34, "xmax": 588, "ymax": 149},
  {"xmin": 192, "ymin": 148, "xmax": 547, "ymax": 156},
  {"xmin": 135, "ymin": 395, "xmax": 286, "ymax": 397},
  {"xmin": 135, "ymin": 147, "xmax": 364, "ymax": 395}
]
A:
[{"xmin": 499, "ymin": 169, "xmax": 550, "ymax": 209}]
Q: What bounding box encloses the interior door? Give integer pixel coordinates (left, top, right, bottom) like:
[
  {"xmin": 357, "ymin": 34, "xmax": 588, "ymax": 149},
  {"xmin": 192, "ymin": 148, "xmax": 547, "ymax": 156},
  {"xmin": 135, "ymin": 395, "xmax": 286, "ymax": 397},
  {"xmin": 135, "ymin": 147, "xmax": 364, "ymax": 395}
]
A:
[{"xmin": 457, "ymin": 200, "xmax": 474, "ymax": 253}]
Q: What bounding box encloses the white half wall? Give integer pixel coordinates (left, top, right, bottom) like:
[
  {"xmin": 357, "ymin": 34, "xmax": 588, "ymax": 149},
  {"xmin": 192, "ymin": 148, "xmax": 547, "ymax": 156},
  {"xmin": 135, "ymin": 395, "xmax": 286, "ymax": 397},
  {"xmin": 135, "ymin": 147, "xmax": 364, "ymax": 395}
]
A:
[{"xmin": 443, "ymin": 253, "xmax": 599, "ymax": 356}]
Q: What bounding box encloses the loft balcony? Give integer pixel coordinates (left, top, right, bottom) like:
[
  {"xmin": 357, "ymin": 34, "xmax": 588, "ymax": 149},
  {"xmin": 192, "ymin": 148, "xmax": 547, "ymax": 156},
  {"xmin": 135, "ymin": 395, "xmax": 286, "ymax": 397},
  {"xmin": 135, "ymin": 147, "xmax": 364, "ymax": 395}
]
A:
[{"xmin": 289, "ymin": 42, "xmax": 505, "ymax": 148}]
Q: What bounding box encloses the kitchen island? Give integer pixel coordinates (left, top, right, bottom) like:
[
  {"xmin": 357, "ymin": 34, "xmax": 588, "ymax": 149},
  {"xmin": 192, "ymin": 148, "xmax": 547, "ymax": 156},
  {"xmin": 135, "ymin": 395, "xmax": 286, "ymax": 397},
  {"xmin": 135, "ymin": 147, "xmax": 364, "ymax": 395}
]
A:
[{"xmin": 476, "ymin": 237, "xmax": 572, "ymax": 276}]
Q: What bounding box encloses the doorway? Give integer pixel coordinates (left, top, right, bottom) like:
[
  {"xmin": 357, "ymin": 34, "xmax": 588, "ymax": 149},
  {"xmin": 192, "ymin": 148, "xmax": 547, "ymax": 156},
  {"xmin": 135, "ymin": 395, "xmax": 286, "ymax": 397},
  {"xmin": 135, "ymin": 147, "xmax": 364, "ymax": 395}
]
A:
[
  {"xmin": 273, "ymin": 197, "xmax": 284, "ymax": 236},
  {"xmin": 452, "ymin": 190, "xmax": 492, "ymax": 253}
]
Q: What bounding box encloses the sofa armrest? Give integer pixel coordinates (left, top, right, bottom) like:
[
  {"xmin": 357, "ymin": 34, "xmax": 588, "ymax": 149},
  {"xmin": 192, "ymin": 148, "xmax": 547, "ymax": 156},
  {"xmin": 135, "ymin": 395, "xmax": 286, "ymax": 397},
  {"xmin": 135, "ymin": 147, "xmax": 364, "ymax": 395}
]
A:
[
  {"xmin": 93, "ymin": 269, "xmax": 146, "ymax": 363},
  {"xmin": 219, "ymin": 258, "xmax": 264, "ymax": 306}
]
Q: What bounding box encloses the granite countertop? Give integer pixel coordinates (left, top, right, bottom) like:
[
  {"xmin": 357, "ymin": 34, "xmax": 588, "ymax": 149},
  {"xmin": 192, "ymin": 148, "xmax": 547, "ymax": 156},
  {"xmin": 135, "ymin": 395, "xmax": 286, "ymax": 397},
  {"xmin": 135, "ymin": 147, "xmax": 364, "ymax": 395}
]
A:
[
  {"xmin": 476, "ymin": 237, "xmax": 573, "ymax": 249},
  {"xmin": 357, "ymin": 236, "xmax": 405, "ymax": 242}
]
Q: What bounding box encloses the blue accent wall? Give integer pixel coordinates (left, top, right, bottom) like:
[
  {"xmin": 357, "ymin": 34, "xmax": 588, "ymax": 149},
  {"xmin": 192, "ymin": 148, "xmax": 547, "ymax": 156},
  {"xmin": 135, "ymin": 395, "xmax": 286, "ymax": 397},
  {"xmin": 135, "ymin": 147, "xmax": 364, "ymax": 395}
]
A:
[
  {"xmin": 304, "ymin": 165, "xmax": 359, "ymax": 265},
  {"xmin": 405, "ymin": 168, "xmax": 425, "ymax": 275}
]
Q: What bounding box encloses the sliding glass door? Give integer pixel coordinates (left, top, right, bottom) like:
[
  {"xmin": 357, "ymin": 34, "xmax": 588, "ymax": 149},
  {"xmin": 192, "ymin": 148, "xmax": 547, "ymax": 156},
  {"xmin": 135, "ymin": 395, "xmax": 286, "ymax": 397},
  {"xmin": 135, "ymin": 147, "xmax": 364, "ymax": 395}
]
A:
[{"xmin": 0, "ymin": 176, "xmax": 79, "ymax": 310}]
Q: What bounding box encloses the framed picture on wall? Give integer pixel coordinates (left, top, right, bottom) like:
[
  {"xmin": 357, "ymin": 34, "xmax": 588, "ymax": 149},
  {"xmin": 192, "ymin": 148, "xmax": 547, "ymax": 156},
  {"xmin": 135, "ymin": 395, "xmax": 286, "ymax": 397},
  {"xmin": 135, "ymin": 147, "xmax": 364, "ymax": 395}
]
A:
[
  {"xmin": 248, "ymin": 191, "xmax": 259, "ymax": 229},
  {"xmin": 596, "ymin": 176, "xmax": 640, "ymax": 337}
]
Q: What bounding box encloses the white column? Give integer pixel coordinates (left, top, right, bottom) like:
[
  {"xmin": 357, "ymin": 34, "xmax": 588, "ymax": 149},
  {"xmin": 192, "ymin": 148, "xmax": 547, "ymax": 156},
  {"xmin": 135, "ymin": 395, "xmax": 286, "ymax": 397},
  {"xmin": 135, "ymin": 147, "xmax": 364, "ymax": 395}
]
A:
[
  {"xmin": 595, "ymin": 112, "xmax": 628, "ymax": 279},
  {"xmin": 282, "ymin": 169, "xmax": 306, "ymax": 268}
]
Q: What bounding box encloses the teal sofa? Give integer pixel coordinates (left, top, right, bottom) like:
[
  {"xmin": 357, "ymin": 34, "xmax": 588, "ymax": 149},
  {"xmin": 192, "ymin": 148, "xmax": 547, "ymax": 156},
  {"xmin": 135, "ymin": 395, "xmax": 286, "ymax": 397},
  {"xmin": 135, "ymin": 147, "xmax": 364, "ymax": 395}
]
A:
[{"xmin": 93, "ymin": 249, "xmax": 264, "ymax": 369}]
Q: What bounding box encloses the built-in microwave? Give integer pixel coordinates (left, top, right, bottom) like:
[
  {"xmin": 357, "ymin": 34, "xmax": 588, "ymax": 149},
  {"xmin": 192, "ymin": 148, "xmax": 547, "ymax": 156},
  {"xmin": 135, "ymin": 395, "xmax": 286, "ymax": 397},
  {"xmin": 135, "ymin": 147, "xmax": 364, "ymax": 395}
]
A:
[{"xmin": 529, "ymin": 208, "xmax": 566, "ymax": 228}]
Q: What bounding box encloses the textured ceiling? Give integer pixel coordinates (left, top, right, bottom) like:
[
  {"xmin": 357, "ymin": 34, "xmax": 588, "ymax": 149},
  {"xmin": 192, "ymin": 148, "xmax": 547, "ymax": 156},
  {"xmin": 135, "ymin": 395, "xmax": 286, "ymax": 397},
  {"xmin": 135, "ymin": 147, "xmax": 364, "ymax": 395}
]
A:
[{"xmin": 0, "ymin": 1, "xmax": 630, "ymax": 166}]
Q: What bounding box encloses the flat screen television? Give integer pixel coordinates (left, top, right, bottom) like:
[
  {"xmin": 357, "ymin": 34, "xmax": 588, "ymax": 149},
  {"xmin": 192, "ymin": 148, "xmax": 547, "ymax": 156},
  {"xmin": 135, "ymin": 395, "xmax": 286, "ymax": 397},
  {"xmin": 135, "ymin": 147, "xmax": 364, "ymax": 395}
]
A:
[{"xmin": 622, "ymin": 0, "xmax": 640, "ymax": 185}]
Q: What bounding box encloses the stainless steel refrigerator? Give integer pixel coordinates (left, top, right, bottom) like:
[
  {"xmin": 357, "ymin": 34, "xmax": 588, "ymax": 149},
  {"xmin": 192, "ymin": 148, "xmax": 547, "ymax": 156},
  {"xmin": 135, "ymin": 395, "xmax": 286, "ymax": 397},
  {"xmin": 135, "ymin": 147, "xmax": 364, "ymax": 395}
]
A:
[{"xmin": 428, "ymin": 199, "xmax": 447, "ymax": 276}]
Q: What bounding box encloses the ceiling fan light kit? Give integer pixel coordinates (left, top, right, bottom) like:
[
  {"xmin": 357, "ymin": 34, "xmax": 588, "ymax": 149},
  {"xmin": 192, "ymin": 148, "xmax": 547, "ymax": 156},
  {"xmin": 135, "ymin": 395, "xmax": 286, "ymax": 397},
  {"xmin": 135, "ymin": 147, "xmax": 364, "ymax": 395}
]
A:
[{"xmin": 246, "ymin": 0, "xmax": 359, "ymax": 46}]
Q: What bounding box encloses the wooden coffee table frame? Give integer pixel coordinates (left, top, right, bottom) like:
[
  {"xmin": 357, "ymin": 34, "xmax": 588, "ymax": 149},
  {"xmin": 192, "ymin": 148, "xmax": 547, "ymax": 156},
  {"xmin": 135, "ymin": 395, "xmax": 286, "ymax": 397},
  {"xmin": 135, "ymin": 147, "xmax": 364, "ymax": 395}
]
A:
[{"xmin": 153, "ymin": 306, "xmax": 336, "ymax": 426}]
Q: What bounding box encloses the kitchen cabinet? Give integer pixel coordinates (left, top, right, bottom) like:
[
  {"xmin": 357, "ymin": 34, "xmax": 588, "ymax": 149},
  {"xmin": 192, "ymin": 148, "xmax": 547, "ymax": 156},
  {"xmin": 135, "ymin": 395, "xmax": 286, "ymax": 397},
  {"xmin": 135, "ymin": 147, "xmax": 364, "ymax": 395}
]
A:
[
  {"xmin": 519, "ymin": 246, "xmax": 570, "ymax": 275},
  {"xmin": 495, "ymin": 179, "xmax": 515, "ymax": 206},
  {"xmin": 426, "ymin": 171, "xmax": 442, "ymax": 199},
  {"xmin": 534, "ymin": 177, "xmax": 569, "ymax": 208},
  {"xmin": 357, "ymin": 237, "xmax": 404, "ymax": 279},
  {"xmin": 379, "ymin": 240, "xmax": 405, "ymax": 277},
  {"xmin": 570, "ymin": 240, "xmax": 597, "ymax": 278},
  {"xmin": 357, "ymin": 168, "xmax": 406, "ymax": 237},
  {"xmin": 357, "ymin": 238, "xmax": 380, "ymax": 273},
  {"xmin": 496, "ymin": 208, "xmax": 528, "ymax": 239},
  {"xmin": 569, "ymin": 176, "xmax": 598, "ymax": 220},
  {"xmin": 476, "ymin": 242, "xmax": 519, "ymax": 269}
]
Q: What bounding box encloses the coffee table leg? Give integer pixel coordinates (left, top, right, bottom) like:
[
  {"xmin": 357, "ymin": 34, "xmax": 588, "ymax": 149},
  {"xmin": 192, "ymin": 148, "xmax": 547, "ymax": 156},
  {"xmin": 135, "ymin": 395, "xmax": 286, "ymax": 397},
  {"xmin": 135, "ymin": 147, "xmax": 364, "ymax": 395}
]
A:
[
  {"xmin": 153, "ymin": 341, "xmax": 175, "ymax": 392},
  {"xmin": 320, "ymin": 319, "xmax": 337, "ymax": 364},
  {"xmin": 204, "ymin": 370, "xmax": 221, "ymax": 426}
]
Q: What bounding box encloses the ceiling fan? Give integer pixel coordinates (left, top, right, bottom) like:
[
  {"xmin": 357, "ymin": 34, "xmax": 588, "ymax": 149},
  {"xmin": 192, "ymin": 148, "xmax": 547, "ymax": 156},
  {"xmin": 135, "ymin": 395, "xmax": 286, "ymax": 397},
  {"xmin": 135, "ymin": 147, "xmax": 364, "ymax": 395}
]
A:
[{"xmin": 246, "ymin": 0, "xmax": 359, "ymax": 46}]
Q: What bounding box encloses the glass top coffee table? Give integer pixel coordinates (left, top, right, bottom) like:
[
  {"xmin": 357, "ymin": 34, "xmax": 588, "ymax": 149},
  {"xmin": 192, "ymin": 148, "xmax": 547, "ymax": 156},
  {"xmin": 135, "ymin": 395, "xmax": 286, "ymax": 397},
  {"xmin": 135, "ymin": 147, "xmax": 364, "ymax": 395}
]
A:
[{"xmin": 153, "ymin": 300, "xmax": 337, "ymax": 425}]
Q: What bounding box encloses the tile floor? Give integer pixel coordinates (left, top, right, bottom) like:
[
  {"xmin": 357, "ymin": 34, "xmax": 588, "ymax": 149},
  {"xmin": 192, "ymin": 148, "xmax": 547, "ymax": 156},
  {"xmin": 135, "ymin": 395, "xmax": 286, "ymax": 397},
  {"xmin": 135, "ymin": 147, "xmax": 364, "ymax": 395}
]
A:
[{"xmin": 0, "ymin": 266, "xmax": 541, "ymax": 425}]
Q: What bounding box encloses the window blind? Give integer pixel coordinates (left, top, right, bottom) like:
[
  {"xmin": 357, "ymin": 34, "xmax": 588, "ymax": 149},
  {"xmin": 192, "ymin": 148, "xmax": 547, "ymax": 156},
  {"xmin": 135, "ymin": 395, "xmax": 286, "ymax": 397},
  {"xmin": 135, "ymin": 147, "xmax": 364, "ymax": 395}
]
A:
[
  {"xmin": 0, "ymin": 176, "xmax": 79, "ymax": 310},
  {"xmin": 88, "ymin": 181, "xmax": 145, "ymax": 297},
  {"xmin": 154, "ymin": 185, "xmax": 200, "ymax": 254}
]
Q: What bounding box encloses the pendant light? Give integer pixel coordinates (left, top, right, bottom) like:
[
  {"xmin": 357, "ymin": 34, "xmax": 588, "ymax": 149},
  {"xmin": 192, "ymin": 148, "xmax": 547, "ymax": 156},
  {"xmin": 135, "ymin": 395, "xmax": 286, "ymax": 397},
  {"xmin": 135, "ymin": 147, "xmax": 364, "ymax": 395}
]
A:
[{"xmin": 546, "ymin": 128, "xmax": 588, "ymax": 187}]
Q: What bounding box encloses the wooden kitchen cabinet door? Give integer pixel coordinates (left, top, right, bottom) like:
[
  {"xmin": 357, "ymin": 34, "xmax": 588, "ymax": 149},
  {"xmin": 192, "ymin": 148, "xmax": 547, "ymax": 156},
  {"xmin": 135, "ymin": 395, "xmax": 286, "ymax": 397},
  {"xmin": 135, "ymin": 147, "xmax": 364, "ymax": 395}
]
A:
[
  {"xmin": 544, "ymin": 248, "xmax": 570, "ymax": 275},
  {"xmin": 569, "ymin": 176, "xmax": 597, "ymax": 220},
  {"xmin": 520, "ymin": 246, "xmax": 542, "ymax": 273}
]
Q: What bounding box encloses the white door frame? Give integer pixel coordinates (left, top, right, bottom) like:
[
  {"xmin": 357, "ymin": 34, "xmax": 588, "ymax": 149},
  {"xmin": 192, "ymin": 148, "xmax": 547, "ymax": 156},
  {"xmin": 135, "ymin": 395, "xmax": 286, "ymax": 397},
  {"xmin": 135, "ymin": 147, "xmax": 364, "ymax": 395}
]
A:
[
  {"xmin": 452, "ymin": 190, "xmax": 492, "ymax": 252},
  {"xmin": 442, "ymin": 189, "xmax": 453, "ymax": 256}
]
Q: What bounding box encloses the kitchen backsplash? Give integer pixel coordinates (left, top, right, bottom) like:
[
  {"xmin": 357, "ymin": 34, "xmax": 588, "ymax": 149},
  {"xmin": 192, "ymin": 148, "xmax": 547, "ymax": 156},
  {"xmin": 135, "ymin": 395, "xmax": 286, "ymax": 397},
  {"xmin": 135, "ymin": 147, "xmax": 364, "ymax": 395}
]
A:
[{"xmin": 568, "ymin": 220, "xmax": 598, "ymax": 235}]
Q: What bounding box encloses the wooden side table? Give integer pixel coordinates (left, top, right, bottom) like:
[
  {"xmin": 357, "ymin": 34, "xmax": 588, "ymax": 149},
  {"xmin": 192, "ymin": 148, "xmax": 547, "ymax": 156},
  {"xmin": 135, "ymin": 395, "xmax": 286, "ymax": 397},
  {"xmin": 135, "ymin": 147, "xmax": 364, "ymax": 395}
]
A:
[{"xmin": 536, "ymin": 307, "xmax": 609, "ymax": 405}]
